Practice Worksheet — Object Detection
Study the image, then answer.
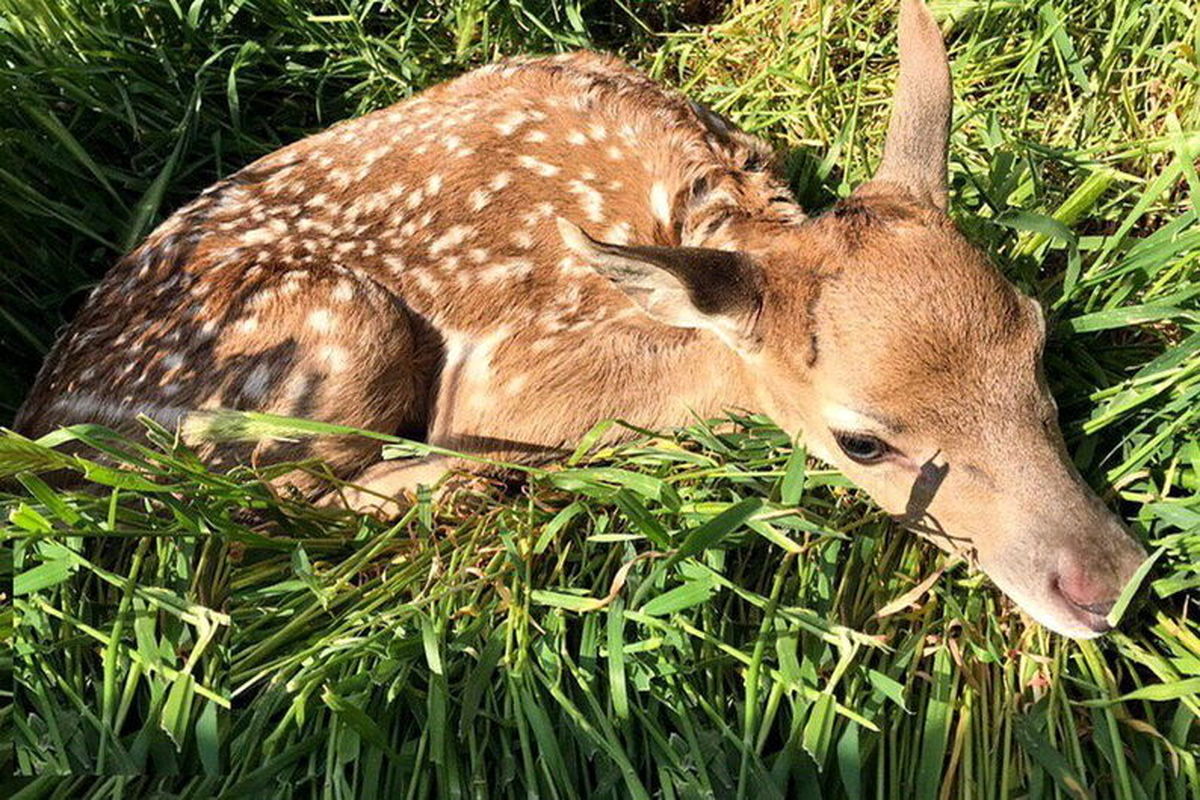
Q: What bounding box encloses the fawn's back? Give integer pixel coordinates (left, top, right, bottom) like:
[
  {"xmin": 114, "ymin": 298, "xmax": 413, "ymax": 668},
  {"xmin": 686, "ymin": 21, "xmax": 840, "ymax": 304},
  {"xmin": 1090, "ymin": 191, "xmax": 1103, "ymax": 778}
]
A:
[{"xmin": 18, "ymin": 52, "xmax": 784, "ymax": 473}]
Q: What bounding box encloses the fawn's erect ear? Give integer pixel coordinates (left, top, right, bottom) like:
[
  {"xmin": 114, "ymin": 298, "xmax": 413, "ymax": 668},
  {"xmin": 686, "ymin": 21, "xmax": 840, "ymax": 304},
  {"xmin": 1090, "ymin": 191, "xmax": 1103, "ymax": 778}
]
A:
[
  {"xmin": 857, "ymin": 0, "xmax": 952, "ymax": 210},
  {"xmin": 557, "ymin": 218, "xmax": 764, "ymax": 350}
]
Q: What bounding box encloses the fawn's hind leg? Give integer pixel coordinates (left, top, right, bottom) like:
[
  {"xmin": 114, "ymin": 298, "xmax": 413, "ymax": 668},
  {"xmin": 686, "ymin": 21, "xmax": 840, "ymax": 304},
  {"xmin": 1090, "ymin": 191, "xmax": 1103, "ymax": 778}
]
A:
[
  {"xmin": 19, "ymin": 265, "xmax": 437, "ymax": 498},
  {"xmin": 185, "ymin": 269, "xmax": 437, "ymax": 491}
]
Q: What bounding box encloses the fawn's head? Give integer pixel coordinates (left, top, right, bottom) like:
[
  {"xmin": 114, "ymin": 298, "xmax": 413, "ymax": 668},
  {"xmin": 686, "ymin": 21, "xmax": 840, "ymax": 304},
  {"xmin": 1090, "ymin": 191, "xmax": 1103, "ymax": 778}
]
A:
[{"xmin": 563, "ymin": 0, "xmax": 1144, "ymax": 637}]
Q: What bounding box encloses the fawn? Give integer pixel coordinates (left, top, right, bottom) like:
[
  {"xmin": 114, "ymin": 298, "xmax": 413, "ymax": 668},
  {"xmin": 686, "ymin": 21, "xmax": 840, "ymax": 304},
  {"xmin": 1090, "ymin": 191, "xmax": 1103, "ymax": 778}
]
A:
[{"xmin": 16, "ymin": 0, "xmax": 1144, "ymax": 638}]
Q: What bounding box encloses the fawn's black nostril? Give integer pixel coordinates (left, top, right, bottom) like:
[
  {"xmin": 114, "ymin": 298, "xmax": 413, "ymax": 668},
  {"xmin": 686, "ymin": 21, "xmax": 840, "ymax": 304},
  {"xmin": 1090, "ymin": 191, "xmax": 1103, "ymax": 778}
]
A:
[
  {"xmin": 1052, "ymin": 574, "xmax": 1115, "ymax": 631},
  {"xmin": 1071, "ymin": 598, "xmax": 1115, "ymax": 617}
]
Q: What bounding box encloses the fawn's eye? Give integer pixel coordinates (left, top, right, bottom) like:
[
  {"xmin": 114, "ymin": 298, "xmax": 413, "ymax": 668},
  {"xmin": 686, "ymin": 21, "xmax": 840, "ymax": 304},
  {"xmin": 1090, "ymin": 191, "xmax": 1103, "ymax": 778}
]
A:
[{"xmin": 833, "ymin": 431, "xmax": 891, "ymax": 465}]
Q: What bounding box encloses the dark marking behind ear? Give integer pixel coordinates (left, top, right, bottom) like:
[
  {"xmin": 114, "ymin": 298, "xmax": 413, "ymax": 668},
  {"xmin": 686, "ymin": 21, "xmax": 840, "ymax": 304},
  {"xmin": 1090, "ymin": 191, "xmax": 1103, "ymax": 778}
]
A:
[{"xmin": 802, "ymin": 269, "xmax": 841, "ymax": 367}]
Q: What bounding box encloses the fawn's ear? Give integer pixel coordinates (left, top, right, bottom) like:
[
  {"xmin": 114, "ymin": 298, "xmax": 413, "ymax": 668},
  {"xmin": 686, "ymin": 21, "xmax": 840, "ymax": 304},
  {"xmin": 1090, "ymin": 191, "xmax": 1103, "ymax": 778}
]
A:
[
  {"xmin": 856, "ymin": 0, "xmax": 952, "ymax": 210},
  {"xmin": 557, "ymin": 218, "xmax": 764, "ymax": 350}
]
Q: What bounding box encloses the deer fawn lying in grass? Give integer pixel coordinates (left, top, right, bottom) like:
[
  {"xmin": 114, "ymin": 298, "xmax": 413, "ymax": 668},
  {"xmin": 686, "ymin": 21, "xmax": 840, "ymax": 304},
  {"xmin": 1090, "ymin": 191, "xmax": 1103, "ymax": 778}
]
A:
[{"xmin": 17, "ymin": 1, "xmax": 1144, "ymax": 638}]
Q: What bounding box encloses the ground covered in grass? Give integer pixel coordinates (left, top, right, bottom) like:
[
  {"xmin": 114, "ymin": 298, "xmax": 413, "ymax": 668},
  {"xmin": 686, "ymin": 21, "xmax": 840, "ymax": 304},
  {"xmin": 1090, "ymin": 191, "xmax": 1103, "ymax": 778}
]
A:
[{"xmin": 1, "ymin": 0, "xmax": 1198, "ymax": 797}]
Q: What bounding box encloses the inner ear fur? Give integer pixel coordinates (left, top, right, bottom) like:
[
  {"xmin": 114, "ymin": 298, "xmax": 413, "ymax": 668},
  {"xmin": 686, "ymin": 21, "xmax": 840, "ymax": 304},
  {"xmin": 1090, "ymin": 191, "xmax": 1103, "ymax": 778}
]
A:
[{"xmin": 557, "ymin": 217, "xmax": 764, "ymax": 348}]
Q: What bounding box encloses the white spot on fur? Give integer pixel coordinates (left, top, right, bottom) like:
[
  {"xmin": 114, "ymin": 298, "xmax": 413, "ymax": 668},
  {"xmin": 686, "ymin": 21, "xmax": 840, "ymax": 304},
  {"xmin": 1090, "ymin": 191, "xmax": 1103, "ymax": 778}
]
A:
[
  {"xmin": 239, "ymin": 224, "xmax": 283, "ymax": 246},
  {"xmin": 426, "ymin": 174, "xmax": 443, "ymax": 196},
  {"xmin": 517, "ymin": 155, "xmax": 559, "ymax": 177},
  {"xmin": 568, "ymin": 180, "xmax": 605, "ymax": 223},
  {"xmin": 319, "ymin": 345, "xmax": 349, "ymax": 373},
  {"xmin": 504, "ymin": 374, "xmax": 529, "ymax": 396},
  {"xmin": 491, "ymin": 171, "xmax": 512, "ymax": 191},
  {"xmin": 332, "ymin": 280, "xmax": 355, "ymax": 302},
  {"xmin": 650, "ymin": 183, "xmax": 671, "ymax": 226},
  {"xmin": 567, "ymin": 130, "xmax": 588, "ymax": 146},
  {"xmin": 408, "ymin": 269, "xmax": 439, "ymax": 294},
  {"xmin": 603, "ymin": 221, "xmax": 633, "ymax": 244},
  {"xmin": 250, "ymin": 289, "xmax": 276, "ymax": 307},
  {"xmin": 557, "ymin": 255, "xmax": 591, "ymax": 276},
  {"xmin": 494, "ymin": 111, "xmax": 529, "ymax": 136},
  {"xmin": 478, "ymin": 258, "xmax": 533, "ymax": 283},
  {"xmin": 361, "ymin": 144, "xmax": 391, "ymax": 165},
  {"xmin": 524, "ymin": 129, "xmax": 548, "ymax": 143},
  {"xmin": 297, "ymin": 218, "xmax": 332, "ymax": 234},
  {"xmin": 308, "ymin": 308, "xmax": 335, "ymax": 333},
  {"xmin": 237, "ymin": 316, "xmax": 259, "ymax": 333},
  {"xmin": 469, "ymin": 188, "xmax": 493, "ymax": 211},
  {"xmin": 429, "ymin": 224, "xmax": 474, "ymax": 255}
]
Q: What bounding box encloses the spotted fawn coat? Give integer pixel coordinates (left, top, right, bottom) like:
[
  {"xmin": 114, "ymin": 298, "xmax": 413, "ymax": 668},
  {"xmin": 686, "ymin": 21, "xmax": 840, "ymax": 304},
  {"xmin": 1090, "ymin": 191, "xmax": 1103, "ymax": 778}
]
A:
[
  {"xmin": 17, "ymin": 1, "xmax": 1145, "ymax": 639},
  {"xmin": 18, "ymin": 51, "xmax": 795, "ymax": 478}
]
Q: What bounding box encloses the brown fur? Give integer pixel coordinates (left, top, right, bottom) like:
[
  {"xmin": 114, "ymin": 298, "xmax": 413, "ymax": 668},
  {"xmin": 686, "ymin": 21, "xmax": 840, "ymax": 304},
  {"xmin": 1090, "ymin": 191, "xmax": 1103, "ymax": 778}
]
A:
[
  {"xmin": 16, "ymin": 3, "xmax": 1145, "ymax": 640},
  {"xmin": 17, "ymin": 52, "xmax": 776, "ymax": 464}
]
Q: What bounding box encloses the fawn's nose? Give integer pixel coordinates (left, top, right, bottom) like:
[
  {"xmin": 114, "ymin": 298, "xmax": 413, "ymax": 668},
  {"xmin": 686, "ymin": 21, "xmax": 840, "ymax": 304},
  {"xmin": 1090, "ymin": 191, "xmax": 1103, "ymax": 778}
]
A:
[{"xmin": 1052, "ymin": 554, "xmax": 1118, "ymax": 631}]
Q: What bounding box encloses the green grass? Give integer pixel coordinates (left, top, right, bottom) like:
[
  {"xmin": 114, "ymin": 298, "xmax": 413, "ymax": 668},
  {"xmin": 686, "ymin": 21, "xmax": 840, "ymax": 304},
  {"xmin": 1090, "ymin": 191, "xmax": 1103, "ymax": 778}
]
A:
[{"xmin": 1, "ymin": 0, "xmax": 1198, "ymax": 797}]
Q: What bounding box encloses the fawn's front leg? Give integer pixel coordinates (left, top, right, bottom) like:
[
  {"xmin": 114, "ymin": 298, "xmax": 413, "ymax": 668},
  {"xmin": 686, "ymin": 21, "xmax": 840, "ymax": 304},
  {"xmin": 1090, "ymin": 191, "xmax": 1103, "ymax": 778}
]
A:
[{"xmin": 320, "ymin": 456, "xmax": 468, "ymax": 516}]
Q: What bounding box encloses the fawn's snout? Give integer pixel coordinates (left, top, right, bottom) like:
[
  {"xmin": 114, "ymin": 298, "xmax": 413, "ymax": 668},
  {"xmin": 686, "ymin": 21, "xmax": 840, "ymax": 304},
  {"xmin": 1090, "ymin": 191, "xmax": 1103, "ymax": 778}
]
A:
[
  {"xmin": 984, "ymin": 448, "xmax": 1147, "ymax": 638},
  {"xmin": 973, "ymin": 501, "xmax": 1145, "ymax": 638},
  {"xmin": 1054, "ymin": 549, "xmax": 1126, "ymax": 630}
]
